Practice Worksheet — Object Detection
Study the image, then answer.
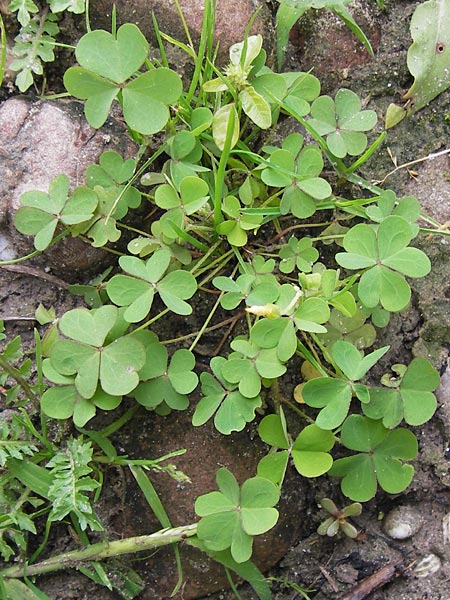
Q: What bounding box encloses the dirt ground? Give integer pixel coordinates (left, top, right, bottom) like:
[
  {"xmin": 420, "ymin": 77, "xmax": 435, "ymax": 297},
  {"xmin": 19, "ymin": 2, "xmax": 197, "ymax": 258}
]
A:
[{"xmin": 1, "ymin": 1, "xmax": 450, "ymax": 599}]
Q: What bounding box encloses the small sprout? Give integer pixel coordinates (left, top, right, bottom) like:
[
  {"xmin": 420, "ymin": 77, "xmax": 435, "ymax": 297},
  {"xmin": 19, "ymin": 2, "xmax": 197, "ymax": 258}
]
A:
[{"xmin": 317, "ymin": 498, "xmax": 362, "ymax": 538}]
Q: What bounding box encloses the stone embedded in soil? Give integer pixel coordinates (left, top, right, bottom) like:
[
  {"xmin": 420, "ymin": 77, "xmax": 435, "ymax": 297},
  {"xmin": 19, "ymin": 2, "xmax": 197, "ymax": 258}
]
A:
[
  {"xmin": 0, "ymin": 97, "xmax": 137, "ymax": 275},
  {"xmin": 414, "ymin": 553, "xmax": 442, "ymax": 578},
  {"xmin": 285, "ymin": 0, "xmax": 381, "ymax": 91},
  {"xmin": 382, "ymin": 505, "xmax": 423, "ymax": 540},
  {"xmin": 88, "ymin": 0, "xmax": 275, "ymax": 65},
  {"xmin": 101, "ymin": 404, "xmax": 306, "ymax": 599}
]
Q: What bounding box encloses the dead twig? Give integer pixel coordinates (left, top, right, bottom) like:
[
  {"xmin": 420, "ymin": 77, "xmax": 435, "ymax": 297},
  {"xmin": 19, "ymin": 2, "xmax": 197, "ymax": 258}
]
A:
[
  {"xmin": 319, "ymin": 566, "xmax": 339, "ymax": 593},
  {"xmin": 339, "ymin": 557, "xmax": 405, "ymax": 600},
  {"xmin": 1, "ymin": 264, "xmax": 69, "ymax": 289}
]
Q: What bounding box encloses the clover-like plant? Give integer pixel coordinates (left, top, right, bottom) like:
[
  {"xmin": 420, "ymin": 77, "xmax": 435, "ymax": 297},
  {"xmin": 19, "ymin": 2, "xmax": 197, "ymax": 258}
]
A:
[
  {"xmin": 45, "ymin": 305, "xmax": 146, "ymax": 400},
  {"xmin": 248, "ymin": 285, "xmax": 330, "ymax": 363},
  {"xmin": 2, "ymin": 7, "xmax": 444, "ymax": 599},
  {"xmin": 279, "ymin": 237, "xmax": 319, "ymax": 274},
  {"xmin": 260, "ymin": 133, "xmax": 332, "ymax": 219},
  {"xmin": 329, "ymin": 415, "xmax": 418, "ymax": 501},
  {"xmin": 64, "ymin": 24, "xmax": 183, "ymax": 133},
  {"xmin": 365, "ymin": 190, "xmax": 420, "ymax": 236},
  {"xmin": 213, "ymin": 273, "xmax": 279, "ymax": 311},
  {"xmin": 302, "ymin": 340, "xmax": 389, "ymax": 429},
  {"xmin": 308, "ymin": 89, "xmax": 377, "ymax": 157},
  {"xmin": 132, "ymin": 334, "xmax": 198, "ymax": 413},
  {"xmin": 14, "ymin": 174, "xmax": 98, "ymax": 251},
  {"xmin": 363, "ymin": 358, "xmax": 439, "ymax": 428},
  {"xmin": 195, "ymin": 467, "xmax": 280, "ymax": 563},
  {"xmin": 221, "ymin": 338, "xmax": 287, "ymax": 398},
  {"xmin": 257, "ymin": 409, "xmax": 335, "ymax": 485},
  {"xmin": 192, "ymin": 356, "xmax": 262, "ymax": 435},
  {"xmin": 336, "ymin": 215, "xmax": 431, "ymax": 312},
  {"xmin": 317, "ymin": 305, "xmax": 376, "ymax": 350},
  {"xmin": 106, "ymin": 248, "xmax": 197, "ymax": 322},
  {"xmin": 216, "ymin": 196, "xmax": 264, "ymax": 246},
  {"xmin": 41, "ymin": 360, "xmax": 121, "ymax": 427}
]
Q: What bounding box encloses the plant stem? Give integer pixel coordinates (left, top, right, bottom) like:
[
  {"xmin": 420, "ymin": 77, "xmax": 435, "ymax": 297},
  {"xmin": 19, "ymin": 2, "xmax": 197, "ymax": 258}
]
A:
[
  {"xmin": 189, "ymin": 290, "xmax": 225, "ymax": 352},
  {"xmin": 0, "ymin": 524, "xmax": 198, "ymax": 579},
  {"xmin": 98, "ymin": 404, "xmax": 141, "ymax": 437},
  {"xmin": 0, "ymin": 232, "xmax": 68, "ymax": 266},
  {"xmin": 0, "ymin": 356, "xmax": 39, "ymax": 407}
]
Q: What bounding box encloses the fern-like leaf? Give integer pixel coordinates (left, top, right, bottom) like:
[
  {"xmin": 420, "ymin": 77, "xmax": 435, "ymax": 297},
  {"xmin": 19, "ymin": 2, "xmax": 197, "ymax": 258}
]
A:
[
  {"xmin": 46, "ymin": 437, "xmax": 103, "ymax": 531},
  {"xmin": 48, "ymin": 0, "xmax": 85, "ymax": 13},
  {"xmin": 0, "ymin": 417, "xmax": 38, "ymax": 467},
  {"xmin": 0, "ymin": 475, "xmax": 42, "ymax": 561},
  {"xmin": 7, "ymin": 0, "xmax": 39, "ymax": 27},
  {"xmin": 10, "ymin": 12, "xmax": 59, "ymax": 91}
]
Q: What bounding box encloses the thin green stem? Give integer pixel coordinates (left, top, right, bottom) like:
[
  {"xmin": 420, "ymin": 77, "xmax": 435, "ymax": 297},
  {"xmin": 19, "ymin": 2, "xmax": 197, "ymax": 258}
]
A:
[
  {"xmin": 0, "ymin": 525, "xmax": 198, "ymax": 579},
  {"xmin": 129, "ymin": 308, "xmax": 170, "ymax": 334},
  {"xmin": 85, "ymin": 0, "xmax": 91, "ymax": 32},
  {"xmin": 192, "ymin": 248, "xmax": 233, "ymax": 279},
  {"xmin": 0, "ymin": 232, "xmax": 68, "ymax": 266},
  {"xmin": 419, "ymin": 226, "xmax": 450, "ymax": 237},
  {"xmin": 189, "ymin": 287, "xmax": 227, "ymax": 352},
  {"xmin": 188, "ymin": 239, "xmax": 223, "ymax": 276},
  {"xmin": 99, "ymin": 404, "xmax": 141, "ymax": 437},
  {"xmin": 117, "ymin": 222, "xmax": 151, "ymax": 237},
  {"xmin": 279, "ymin": 397, "xmax": 315, "ymax": 425},
  {"xmin": 0, "ymin": 356, "xmax": 39, "ymax": 407}
]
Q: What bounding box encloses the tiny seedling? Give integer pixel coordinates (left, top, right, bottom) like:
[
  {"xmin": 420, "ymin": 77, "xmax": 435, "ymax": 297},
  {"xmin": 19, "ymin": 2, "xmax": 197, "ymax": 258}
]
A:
[{"xmin": 317, "ymin": 497, "xmax": 362, "ymax": 538}]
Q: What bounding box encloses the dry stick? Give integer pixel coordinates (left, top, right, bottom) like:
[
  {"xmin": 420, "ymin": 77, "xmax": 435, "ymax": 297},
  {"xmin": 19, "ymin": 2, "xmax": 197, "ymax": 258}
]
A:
[
  {"xmin": 212, "ymin": 312, "xmax": 243, "ymax": 356},
  {"xmin": 1, "ymin": 264, "xmax": 69, "ymax": 289},
  {"xmin": 339, "ymin": 557, "xmax": 405, "ymax": 600},
  {"xmin": 374, "ymin": 147, "xmax": 450, "ymax": 185}
]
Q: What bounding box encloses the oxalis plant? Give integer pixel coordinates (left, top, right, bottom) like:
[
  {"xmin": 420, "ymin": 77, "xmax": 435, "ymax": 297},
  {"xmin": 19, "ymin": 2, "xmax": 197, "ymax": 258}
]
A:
[{"xmin": 0, "ymin": 2, "xmax": 446, "ymax": 599}]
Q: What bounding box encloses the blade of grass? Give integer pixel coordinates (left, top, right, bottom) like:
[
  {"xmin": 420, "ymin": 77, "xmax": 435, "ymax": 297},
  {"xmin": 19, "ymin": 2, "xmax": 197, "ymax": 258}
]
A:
[{"xmin": 129, "ymin": 465, "xmax": 184, "ymax": 597}]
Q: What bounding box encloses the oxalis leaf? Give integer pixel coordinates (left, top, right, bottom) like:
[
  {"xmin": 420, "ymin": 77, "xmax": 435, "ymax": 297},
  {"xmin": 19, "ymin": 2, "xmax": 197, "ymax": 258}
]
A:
[
  {"xmin": 14, "ymin": 174, "xmax": 97, "ymax": 251},
  {"xmin": 336, "ymin": 215, "xmax": 431, "ymax": 312},
  {"xmin": 192, "ymin": 356, "xmax": 262, "ymax": 434},
  {"xmin": 302, "ymin": 341, "xmax": 389, "ymax": 429},
  {"xmin": 386, "ymin": 0, "xmax": 450, "ymax": 128},
  {"xmin": 329, "ymin": 415, "xmax": 418, "ymax": 501},
  {"xmin": 106, "ymin": 249, "xmax": 197, "ymax": 322},
  {"xmin": 48, "ymin": 306, "xmax": 145, "ymax": 399},
  {"xmin": 195, "ymin": 467, "xmax": 280, "ymax": 563},
  {"xmin": 41, "ymin": 359, "xmax": 121, "ymax": 427},
  {"xmin": 64, "ymin": 24, "xmax": 182, "ymax": 133},
  {"xmin": 308, "ymin": 89, "xmax": 377, "ymax": 158},
  {"xmin": 261, "ymin": 133, "xmax": 331, "ymax": 219},
  {"xmin": 363, "ymin": 358, "xmax": 439, "ymax": 428},
  {"xmin": 133, "ymin": 340, "xmax": 197, "ymax": 412},
  {"xmin": 258, "ymin": 411, "xmax": 335, "ymax": 483}
]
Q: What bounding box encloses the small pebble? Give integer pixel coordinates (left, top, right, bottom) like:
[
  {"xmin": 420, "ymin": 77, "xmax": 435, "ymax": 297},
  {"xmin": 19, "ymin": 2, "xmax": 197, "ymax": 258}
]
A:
[
  {"xmin": 383, "ymin": 505, "xmax": 423, "ymax": 540},
  {"xmin": 414, "ymin": 553, "xmax": 442, "ymax": 578}
]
